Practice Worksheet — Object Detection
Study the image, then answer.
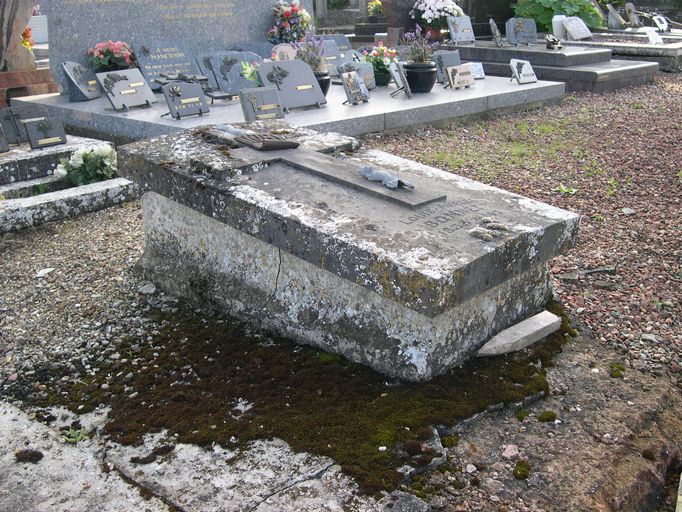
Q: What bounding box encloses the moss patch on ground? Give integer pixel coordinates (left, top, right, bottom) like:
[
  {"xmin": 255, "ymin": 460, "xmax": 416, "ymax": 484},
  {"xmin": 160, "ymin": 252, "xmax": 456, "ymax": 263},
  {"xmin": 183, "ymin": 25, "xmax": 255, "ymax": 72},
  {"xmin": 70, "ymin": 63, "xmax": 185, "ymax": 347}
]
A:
[{"xmin": 20, "ymin": 301, "xmax": 574, "ymax": 494}]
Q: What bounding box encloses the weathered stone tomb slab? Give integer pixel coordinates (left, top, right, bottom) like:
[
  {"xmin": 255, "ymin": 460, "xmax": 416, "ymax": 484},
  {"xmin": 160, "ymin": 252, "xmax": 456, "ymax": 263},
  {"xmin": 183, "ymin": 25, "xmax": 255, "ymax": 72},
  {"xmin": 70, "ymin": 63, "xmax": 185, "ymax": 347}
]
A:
[{"xmin": 119, "ymin": 126, "xmax": 580, "ymax": 381}]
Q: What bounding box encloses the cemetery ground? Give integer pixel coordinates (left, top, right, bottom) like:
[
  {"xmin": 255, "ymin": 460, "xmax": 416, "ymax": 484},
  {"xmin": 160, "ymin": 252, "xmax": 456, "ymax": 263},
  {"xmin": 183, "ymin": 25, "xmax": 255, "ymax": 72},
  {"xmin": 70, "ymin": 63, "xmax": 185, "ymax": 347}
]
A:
[{"xmin": 0, "ymin": 73, "xmax": 680, "ymax": 511}]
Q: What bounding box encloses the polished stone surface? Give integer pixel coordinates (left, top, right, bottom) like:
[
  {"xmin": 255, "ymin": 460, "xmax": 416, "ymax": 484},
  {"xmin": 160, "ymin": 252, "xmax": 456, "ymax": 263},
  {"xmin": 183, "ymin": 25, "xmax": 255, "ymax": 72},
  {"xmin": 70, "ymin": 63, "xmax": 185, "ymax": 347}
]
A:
[{"xmin": 13, "ymin": 76, "xmax": 565, "ymax": 143}]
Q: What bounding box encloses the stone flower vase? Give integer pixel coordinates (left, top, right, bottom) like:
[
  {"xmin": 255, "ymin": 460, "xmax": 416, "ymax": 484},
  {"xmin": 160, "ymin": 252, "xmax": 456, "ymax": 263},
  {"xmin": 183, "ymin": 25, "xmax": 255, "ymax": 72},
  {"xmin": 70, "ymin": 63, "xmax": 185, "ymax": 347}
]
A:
[
  {"xmin": 404, "ymin": 62, "xmax": 437, "ymax": 93},
  {"xmin": 315, "ymin": 71, "xmax": 331, "ymax": 97}
]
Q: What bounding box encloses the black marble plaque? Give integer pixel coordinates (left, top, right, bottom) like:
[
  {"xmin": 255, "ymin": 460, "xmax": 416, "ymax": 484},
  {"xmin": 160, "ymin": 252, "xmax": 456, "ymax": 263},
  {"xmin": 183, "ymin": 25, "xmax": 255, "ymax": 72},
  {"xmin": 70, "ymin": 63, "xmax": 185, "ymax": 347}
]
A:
[
  {"xmin": 447, "ymin": 16, "xmax": 476, "ymax": 44},
  {"xmin": 510, "ymin": 59, "xmax": 537, "ymax": 84},
  {"xmin": 135, "ymin": 43, "xmax": 201, "ymax": 91},
  {"xmin": 337, "ymin": 61, "xmax": 376, "ymax": 89},
  {"xmin": 209, "ymin": 51, "xmax": 263, "ymax": 96},
  {"xmin": 239, "ymin": 86, "xmax": 285, "ymax": 122},
  {"xmin": 96, "ymin": 69, "xmax": 156, "ymax": 111},
  {"xmin": 25, "ymin": 117, "xmax": 68, "ymax": 150},
  {"xmin": 341, "ymin": 71, "xmax": 370, "ymax": 105},
  {"xmin": 0, "ymin": 105, "xmax": 49, "ymax": 145},
  {"xmin": 162, "ymin": 81, "xmax": 210, "ymax": 120},
  {"xmin": 63, "ymin": 61, "xmax": 102, "ymax": 102},
  {"xmin": 239, "ymin": 87, "xmax": 285, "ymax": 122},
  {"xmin": 388, "ymin": 61, "xmax": 412, "ymax": 98},
  {"xmin": 506, "ymin": 18, "xmax": 538, "ymax": 46},
  {"xmin": 257, "ymin": 60, "xmax": 327, "ymax": 111},
  {"xmin": 0, "ymin": 126, "xmax": 9, "ymax": 153},
  {"xmin": 434, "ymin": 50, "xmax": 462, "ymax": 83}
]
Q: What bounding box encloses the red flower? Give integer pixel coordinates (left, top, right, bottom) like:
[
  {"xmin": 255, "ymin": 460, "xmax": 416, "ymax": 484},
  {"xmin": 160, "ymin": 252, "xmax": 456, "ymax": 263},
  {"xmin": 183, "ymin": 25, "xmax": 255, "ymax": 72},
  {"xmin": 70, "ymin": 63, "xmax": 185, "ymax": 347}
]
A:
[
  {"xmin": 284, "ymin": 9, "xmax": 291, "ymax": 17},
  {"xmin": 292, "ymin": 6, "xmax": 299, "ymax": 12}
]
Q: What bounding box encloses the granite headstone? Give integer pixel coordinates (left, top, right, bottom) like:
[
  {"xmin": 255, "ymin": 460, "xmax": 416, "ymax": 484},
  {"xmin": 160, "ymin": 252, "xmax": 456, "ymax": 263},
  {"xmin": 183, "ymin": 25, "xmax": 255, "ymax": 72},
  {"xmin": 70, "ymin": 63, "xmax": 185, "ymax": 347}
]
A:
[
  {"xmin": 563, "ymin": 17, "xmax": 593, "ymax": 40},
  {"xmin": 44, "ymin": 0, "xmax": 313, "ymax": 90},
  {"xmin": 510, "ymin": 59, "xmax": 538, "ymax": 84},
  {"xmin": 209, "ymin": 51, "xmax": 262, "ymax": 96},
  {"xmin": 447, "ymin": 16, "xmax": 476, "ymax": 44},
  {"xmin": 257, "ymin": 60, "xmax": 327, "ymax": 111},
  {"xmin": 607, "ymin": 4, "xmax": 628, "ymax": 29},
  {"xmin": 624, "ymin": 3, "xmax": 642, "ymax": 27},
  {"xmin": 62, "ymin": 61, "xmax": 102, "ymax": 102},
  {"xmin": 25, "ymin": 117, "xmax": 68, "ymax": 150},
  {"xmin": 434, "ymin": 50, "xmax": 462, "ymax": 84},
  {"xmin": 506, "ymin": 18, "xmax": 538, "ymax": 46},
  {"xmin": 135, "ymin": 43, "xmax": 201, "ymax": 91},
  {"xmin": 96, "ymin": 69, "xmax": 156, "ymax": 111},
  {"xmin": 162, "ymin": 82, "xmax": 210, "ymax": 120},
  {"xmin": 239, "ymin": 86, "xmax": 285, "ymax": 122}
]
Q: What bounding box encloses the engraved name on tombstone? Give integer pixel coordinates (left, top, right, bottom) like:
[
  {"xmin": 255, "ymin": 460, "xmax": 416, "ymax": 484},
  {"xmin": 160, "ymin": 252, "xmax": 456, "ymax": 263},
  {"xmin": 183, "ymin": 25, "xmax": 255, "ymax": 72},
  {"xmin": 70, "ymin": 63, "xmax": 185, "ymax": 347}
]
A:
[{"xmin": 135, "ymin": 43, "xmax": 201, "ymax": 91}]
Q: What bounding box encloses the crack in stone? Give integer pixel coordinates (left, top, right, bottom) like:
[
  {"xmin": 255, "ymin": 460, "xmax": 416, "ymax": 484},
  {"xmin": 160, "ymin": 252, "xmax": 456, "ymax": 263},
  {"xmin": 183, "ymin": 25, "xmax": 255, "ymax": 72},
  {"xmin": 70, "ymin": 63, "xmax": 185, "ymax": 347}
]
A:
[{"xmin": 247, "ymin": 463, "xmax": 336, "ymax": 512}]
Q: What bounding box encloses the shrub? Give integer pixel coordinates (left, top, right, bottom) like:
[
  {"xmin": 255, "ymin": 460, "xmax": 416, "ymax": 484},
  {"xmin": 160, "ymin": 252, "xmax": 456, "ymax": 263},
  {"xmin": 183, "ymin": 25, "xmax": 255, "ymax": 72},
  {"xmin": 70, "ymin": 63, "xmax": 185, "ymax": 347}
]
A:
[{"xmin": 513, "ymin": 0, "xmax": 605, "ymax": 32}]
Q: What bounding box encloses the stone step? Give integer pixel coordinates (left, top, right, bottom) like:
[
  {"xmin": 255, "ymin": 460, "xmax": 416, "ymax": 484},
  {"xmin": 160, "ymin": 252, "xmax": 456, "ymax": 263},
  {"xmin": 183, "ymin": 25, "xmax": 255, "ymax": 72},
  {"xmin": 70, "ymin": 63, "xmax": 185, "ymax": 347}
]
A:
[
  {"xmin": 317, "ymin": 25, "xmax": 355, "ymax": 35},
  {"xmin": 0, "ymin": 174, "xmax": 70, "ymax": 200},
  {"xmin": 0, "ymin": 177, "xmax": 138, "ymax": 233},
  {"xmin": 354, "ymin": 22, "xmax": 388, "ymax": 36},
  {"xmin": 450, "ymin": 41, "xmax": 614, "ymax": 67}
]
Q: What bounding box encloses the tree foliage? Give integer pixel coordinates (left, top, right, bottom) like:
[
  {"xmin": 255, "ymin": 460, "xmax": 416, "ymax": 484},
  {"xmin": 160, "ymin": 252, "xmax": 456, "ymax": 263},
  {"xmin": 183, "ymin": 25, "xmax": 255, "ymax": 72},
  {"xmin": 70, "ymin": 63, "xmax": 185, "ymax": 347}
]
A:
[{"xmin": 514, "ymin": 0, "xmax": 605, "ymax": 32}]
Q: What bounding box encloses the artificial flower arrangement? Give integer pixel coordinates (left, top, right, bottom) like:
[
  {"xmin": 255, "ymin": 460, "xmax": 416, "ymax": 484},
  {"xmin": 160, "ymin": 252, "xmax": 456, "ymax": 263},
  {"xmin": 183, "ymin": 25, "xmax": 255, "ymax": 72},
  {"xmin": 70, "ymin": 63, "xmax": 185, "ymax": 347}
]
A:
[
  {"xmin": 293, "ymin": 33, "xmax": 326, "ymax": 74},
  {"xmin": 21, "ymin": 27, "xmax": 34, "ymax": 52},
  {"xmin": 368, "ymin": 0, "xmax": 383, "ymax": 16},
  {"xmin": 410, "ymin": 0, "xmax": 464, "ymax": 30},
  {"xmin": 363, "ymin": 42, "xmax": 398, "ymax": 75},
  {"xmin": 241, "ymin": 61, "xmax": 262, "ymax": 86},
  {"xmin": 403, "ymin": 24, "xmax": 438, "ymax": 63},
  {"xmin": 267, "ymin": 0, "xmax": 312, "ymax": 44},
  {"xmin": 55, "ymin": 144, "xmax": 117, "ymax": 186},
  {"xmin": 87, "ymin": 41, "xmax": 135, "ymax": 72}
]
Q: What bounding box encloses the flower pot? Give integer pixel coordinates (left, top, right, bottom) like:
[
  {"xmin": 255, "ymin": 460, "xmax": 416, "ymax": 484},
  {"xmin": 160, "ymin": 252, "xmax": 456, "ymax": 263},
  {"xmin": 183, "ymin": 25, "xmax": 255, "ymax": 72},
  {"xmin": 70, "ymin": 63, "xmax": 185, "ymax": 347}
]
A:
[
  {"xmin": 315, "ymin": 72, "xmax": 331, "ymax": 97},
  {"xmin": 368, "ymin": 15, "xmax": 379, "ymax": 23},
  {"xmin": 404, "ymin": 62, "xmax": 437, "ymax": 93},
  {"xmin": 374, "ymin": 68, "xmax": 392, "ymax": 86}
]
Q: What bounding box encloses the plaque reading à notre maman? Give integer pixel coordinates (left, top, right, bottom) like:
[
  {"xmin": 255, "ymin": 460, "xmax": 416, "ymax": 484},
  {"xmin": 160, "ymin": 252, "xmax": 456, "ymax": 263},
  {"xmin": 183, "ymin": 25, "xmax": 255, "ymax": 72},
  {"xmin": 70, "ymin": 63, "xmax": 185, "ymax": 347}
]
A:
[{"xmin": 135, "ymin": 43, "xmax": 201, "ymax": 91}]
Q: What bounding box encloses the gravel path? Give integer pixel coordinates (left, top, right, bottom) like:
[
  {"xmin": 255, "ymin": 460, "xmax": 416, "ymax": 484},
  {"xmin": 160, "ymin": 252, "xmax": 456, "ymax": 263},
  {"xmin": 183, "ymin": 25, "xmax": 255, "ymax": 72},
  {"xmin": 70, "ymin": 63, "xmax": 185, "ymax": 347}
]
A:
[{"xmin": 364, "ymin": 73, "xmax": 682, "ymax": 387}]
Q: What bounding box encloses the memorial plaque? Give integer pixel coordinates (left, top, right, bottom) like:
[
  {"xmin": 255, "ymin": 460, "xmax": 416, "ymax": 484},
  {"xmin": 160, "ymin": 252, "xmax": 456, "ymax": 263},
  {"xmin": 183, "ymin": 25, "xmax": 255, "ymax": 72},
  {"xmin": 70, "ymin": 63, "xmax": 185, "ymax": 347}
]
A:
[
  {"xmin": 446, "ymin": 64, "xmax": 475, "ymax": 89},
  {"xmin": 323, "ymin": 34, "xmax": 354, "ymax": 69},
  {"xmin": 388, "ymin": 61, "xmax": 412, "ymax": 98},
  {"xmin": 135, "ymin": 43, "xmax": 201, "ymax": 91},
  {"xmin": 563, "ymin": 17, "xmax": 593, "ymax": 40},
  {"xmin": 643, "ymin": 27, "xmax": 664, "ymax": 45},
  {"xmin": 337, "ymin": 61, "xmax": 376, "ymax": 89},
  {"xmin": 469, "ymin": 62, "xmax": 486, "ymax": 80},
  {"xmin": 590, "ymin": 0, "xmax": 607, "ymax": 21},
  {"xmin": 96, "ymin": 69, "xmax": 156, "ymax": 111},
  {"xmin": 257, "ymin": 60, "xmax": 327, "ymax": 111},
  {"xmin": 447, "ymin": 15, "xmax": 476, "ymax": 44},
  {"xmin": 271, "ymin": 43, "xmax": 298, "ymax": 61},
  {"xmin": 490, "ymin": 19, "xmax": 503, "ymax": 47},
  {"xmin": 227, "ymin": 42, "xmax": 276, "ymax": 59},
  {"xmin": 434, "ymin": 50, "xmax": 462, "ymax": 83},
  {"xmin": 624, "ymin": 3, "xmax": 641, "ymax": 27},
  {"xmin": 510, "ymin": 59, "xmax": 537, "ymax": 84},
  {"xmin": 506, "ymin": 18, "xmax": 538, "ymax": 46},
  {"xmin": 25, "ymin": 117, "xmax": 68, "ymax": 150},
  {"xmin": 196, "ymin": 55, "xmax": 221, "ymax": 90},
  {"xmin": 341, "ymin": 71, "xmax": 370, "ymax": 105},
  {"xmin": 0, "ymin": 105, "xmax": 48, "ymax": 145},
  {"xmin": 62, "ymin": 61, "xmax": 102, "ymax": 102},
  {"xmin": 321, "ymin": 39, "xmax": 341, "ymax": 68},
  {"xmin": 162, "ymin": 82, "xmax": 210, "ymax": 120},
  {"xmin": 209, "ymin": 51, "xmax": 263, "ymax": 96},
  {"xmin": 44, "ymin": 0, "xmax": 314, "ymax": 91},
  {"xmin": 606, "ymin": 4, "xmax": 628, "ymax": 29},
  {"xmin": 652, "ymin": 15, "xmax": 669, "ymax": 32},
  {"xmin": 239, "ymin": 86, "xmax": 285, "ymax": 122},
  {"xmin": 0, "ymin": 126, "xmax": 9, "ymax": 153}
]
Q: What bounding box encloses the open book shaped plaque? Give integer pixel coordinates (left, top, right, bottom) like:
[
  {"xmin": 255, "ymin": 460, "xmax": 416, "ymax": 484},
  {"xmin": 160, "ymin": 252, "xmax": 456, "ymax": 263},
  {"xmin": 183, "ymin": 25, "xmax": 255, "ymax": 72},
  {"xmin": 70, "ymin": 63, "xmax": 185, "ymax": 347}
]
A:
[{"xmin": 96, "ymin": 69, "xmax": 156, "ymax": 111}]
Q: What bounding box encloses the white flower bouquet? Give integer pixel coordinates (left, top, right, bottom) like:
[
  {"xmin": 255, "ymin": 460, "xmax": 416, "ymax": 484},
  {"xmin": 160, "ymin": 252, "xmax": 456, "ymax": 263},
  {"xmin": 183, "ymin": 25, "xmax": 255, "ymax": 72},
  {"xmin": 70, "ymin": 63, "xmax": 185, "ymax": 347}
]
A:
[
  {"xmin": 410, "ymin": 0, "xmax": 464, "ymax": 29},
  {"xmin": 55, "ymin": 144, "xmax": 117, "ymax": 186}
]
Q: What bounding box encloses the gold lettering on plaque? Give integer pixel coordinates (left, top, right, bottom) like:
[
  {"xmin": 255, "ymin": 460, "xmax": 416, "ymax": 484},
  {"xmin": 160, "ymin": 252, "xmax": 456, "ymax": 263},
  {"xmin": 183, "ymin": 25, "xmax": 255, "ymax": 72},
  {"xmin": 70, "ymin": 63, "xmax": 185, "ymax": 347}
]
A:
[
  {"xmin": 256, "ymin": 113, "xmax": 278, "ymax": 120},
  {"xmin": 180, "ymin": 97, "xmax": 200, "ymax": 104},
  {"xmin": 37, "ymin": 137, "xmax": 63, "ymax": 145},
  {"xmin": 259, "ymin": 103, "xmax": 280, "ymax": 110},
  {"xmin": 129, "ymin": 82, "xmax": 145, "ymax": 87},
  {"xmin": 21, "ymin": 117, "xmax": 46, "ymax": 124},
  {"xmin": 296, "ymin": 84, "xmax": 314, "ymax": 90},
  {"xmin": 120, "ymin": 89, "xmax": 137, "ymax": 95}
]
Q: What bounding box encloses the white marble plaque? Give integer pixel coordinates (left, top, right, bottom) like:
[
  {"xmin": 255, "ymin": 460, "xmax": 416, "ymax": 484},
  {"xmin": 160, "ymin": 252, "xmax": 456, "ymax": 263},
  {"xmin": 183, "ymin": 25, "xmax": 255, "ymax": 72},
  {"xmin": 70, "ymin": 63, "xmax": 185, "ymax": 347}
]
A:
[
  {"xmin": 563, "ymin": 17, "xmax": 592, "ymax": 40},
  {"xmin": 510, "ymin": 59, "xmax": 537, "ymax": 84}
]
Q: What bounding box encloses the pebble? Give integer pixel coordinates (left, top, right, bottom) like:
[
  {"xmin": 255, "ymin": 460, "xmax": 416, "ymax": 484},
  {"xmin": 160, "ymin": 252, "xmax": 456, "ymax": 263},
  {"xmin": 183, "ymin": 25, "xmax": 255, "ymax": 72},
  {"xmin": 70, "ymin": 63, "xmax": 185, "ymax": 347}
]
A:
[
  {"xmin": 466, "ymin": 464, "xmax": 477, "ymax": 474},
  {"xmin": 621, "ymin": 208, "xmax": 636, "ymax": 216},
  {"xmin": 502, "ymin": 444, "xmax": 520, "ymax": 460},
  {"xmin": 35, "ymin": 268, "xmax": 55, "ymax": 278},
  {"xmin": 138, "ymin": 282, "xmax": 157, "ymax": 295}
]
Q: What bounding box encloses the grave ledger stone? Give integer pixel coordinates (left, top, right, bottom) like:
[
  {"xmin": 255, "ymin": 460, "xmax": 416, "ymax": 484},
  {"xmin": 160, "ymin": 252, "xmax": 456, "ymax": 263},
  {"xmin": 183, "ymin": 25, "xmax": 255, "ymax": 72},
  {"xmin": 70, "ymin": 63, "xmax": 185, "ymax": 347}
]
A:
[
  {"xmin": 119, "ymin": 127, "xmax": 580, "ymax": 381},
  {"xmin": 44, "ymin": 0, "xmax": 314, "ymax": 90}
]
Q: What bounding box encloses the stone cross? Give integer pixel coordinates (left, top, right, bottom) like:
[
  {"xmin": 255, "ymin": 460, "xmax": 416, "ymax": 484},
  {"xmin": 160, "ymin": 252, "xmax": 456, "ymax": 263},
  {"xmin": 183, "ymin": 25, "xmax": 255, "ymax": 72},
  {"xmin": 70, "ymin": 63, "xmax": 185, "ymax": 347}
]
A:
[{"xmin": 0, "ymin": 0, "xmax": 37, "ymax": 71}]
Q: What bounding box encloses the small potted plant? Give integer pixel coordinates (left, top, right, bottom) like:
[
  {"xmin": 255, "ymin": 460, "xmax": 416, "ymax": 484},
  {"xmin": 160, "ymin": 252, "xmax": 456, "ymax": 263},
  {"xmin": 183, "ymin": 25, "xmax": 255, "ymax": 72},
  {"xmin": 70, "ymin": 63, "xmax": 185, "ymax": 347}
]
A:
[
  {"xmin": 267, "ymin": 0, "xmax": 312, "ymax": 44},
  {"xmin": 363, "ymin": 42, "xmax": 398, "ymax": 86},
  {"xmin": 87, "ymin": 41, "xmax": 135, "ymax": 72},
  {"xmin": 402, "ymin": 24, "xmax": 438, "ymax": 93},
  {"xmin": 293, "ymin": 33, "xmax": 330, "ymax": 96},
  {"xmin": 410, "ymin": 0, "xmax": 464, "ymax": 39},
  {"xmin": 367, "ymin": 0, "xmax": 383, "ymax": 23}
]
